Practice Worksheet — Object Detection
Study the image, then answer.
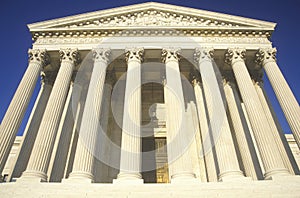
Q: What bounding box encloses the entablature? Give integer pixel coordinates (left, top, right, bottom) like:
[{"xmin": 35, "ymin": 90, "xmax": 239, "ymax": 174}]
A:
[{"xmin": 32, "ymin": 36, "xmax": 272, "ymax": 51}]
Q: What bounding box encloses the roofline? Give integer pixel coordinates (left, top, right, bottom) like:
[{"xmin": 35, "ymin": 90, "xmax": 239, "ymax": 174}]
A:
[{"xmin": 27, "ymin": 2, "xmax": 276, "ymax": 30}]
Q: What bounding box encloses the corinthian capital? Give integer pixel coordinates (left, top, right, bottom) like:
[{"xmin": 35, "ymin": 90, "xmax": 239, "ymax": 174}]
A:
[
  {"xmin": 194, "ymin": 48, "xmax": 214, "ymax": 64},
  {"xmin": 161, "ymin": 47, "xmax": 181, "ymax": 63},
  {"xmin": 28, "ymin": 49, "xmax": 50, "ymax": 67},
  {"xmin": 92, "ymin": 48, "xmax": 111, "ymax": 64},
  {"xmin": 59, "ymin": 48, "xmax": 80, "ymax": 65},
  {"xmin": 225, "ymin": 48, "xmax": 246, "ymax": 66},
  {"xmin": 125, "ymin": 47, "xmax": 144, "ymax": 63},
  {"xmin": 255, "ymin": 48, "xmax": 277, "ymax": 67}
]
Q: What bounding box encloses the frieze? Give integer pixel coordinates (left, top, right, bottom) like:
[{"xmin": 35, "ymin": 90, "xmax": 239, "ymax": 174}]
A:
[
  {"xmin": 34, "ymin": 36, "xmax": 269, "ymax": 45},
  {"xmin": 34, "ymin": 37, "xmax": 103, "ymax": 45},
  {"xmin": 203, "ymin": 37, "xmax": 269, "ymax": 44}
]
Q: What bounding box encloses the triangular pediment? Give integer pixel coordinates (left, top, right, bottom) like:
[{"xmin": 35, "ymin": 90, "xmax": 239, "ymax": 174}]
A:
[{"xmin": 28, "ymin": 2, "xmax": 276, "ymax": 30}]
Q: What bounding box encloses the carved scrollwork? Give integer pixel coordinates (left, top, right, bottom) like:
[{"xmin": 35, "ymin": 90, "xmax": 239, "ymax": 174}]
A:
[
  {"xmin": 28, "ymin": 49, "xmax": 50, "ymax": 67},
  {"xmin": 125, "ymin": 47, "xmax": 144, "ymax": 63},
  {"xmin": 225, "ymin": 48, "xmax": 246, "ymax": 66},
  {"xmin": 194, "ymin": 48, "xmax": 214, "ymax": 64},
  {"xmin": 92, "ymin": 48, "xmax": 111, "ymax": 63},
  {"xmin": 161, "ymin": 48, "xmax": 181, "ymax": 63},
  {"xmin": 59, "ymin": 48, "xmax": 80, "ymax": 65},
  {"xmin": 62, "ymin": 10, "xmax": 241, "ymax": 29},
  {"xmin": 35, "ymin": 37, "xmax": 103, "ymax": 45},
  {"xmin": 255, "ymin": 48, "xmax": 277, "ymax": 67}
]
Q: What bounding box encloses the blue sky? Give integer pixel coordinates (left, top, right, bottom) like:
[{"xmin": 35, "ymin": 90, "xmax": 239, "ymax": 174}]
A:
[{"xmin": 0, "ymin": 0, "xmax": 299, "ymax": 135}]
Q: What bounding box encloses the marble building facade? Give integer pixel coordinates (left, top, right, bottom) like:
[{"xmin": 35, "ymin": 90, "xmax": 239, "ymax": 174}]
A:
[{"xmin": 0, "ymin": 2, "xmax": 299, "ymax": 197}]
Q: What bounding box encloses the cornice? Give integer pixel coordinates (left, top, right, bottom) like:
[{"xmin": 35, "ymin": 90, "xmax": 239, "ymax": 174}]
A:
[{"xmin": 31, "ymin": 28, "xmax": 272, "ymax": 42}]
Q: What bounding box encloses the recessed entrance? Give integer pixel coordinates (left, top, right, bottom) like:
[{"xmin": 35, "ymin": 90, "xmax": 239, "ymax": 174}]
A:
[
  {"xmin": 141, "ymin": 82, "xmax": 169, "ymax": 183},
  {"xmin": 142, "ymin": 137, "xmax": 169, "ymax": 183}
]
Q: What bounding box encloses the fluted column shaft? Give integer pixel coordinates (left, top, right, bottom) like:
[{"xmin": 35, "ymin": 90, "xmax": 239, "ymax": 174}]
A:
[
  {"xmin": 94, "ymin": 80, "xmax": 113, "ymax": 182},
  {"xmin": 162, "ymin": 48, "xmax": 196, "ymax": 181},
  {"xmin": 223, "ymin": 79, "xmax": 262, "ymax": 179},
  {"xmin": 117, "ymin": 48, "xmax": 144, "ymax": 182},
  {"xmin": 48, "ymin": 81, "xmax": 74, "ymax": 182},
  {"xmin": 225, "ymin": 48, "xmax": 290, "ymax": 179},
  {"xmin": 195, "ymin": 48, "xmax": 243, "ymax": 181},
  {"xmin": 256, "ymin": 48, "xmax": 300, "ymax": 149},
  {"xmin": 63, "ymin": 83, "xmax": 85, "ymax": 179},
  {"xmin": 0, "ymin": 49, "xmax": 49, "ymax": 178},
  {"xmin": 186, "ymin": 102, "xmax": 207, "ymax": 182},
  {"xmin": 192, "ymin": 79, "xmax": 218, "ymax": 182},
  {"xmin": 69, "ymin": 48, "xmax": 110, "ymax": 182},
  {"xmin": 8, "ymin": 73, "xmax": 54, "ymax": 181},
  {"xmin": 21, "ymin": 49, "xmax": 79, "ymax": 181},
  {"xmin": 254, "ymin": 80, "xmax": 298, "ymax": 174}
]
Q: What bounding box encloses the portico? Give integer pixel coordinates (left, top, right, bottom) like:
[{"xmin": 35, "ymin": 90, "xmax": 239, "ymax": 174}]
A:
[{"xmin": 0, "ymin": 2, "xmax": 299, "ymax": 197}]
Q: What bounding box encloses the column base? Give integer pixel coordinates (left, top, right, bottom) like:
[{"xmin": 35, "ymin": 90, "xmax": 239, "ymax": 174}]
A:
[
  {"xmin": 17, "ymin": 170, "xmax": 47, "ymax": 183},
  {"xmin": 170, "ymin": 172, "xmax": 198, "ymax": 184},
  {"xmin": 113, "ymin": 172, "xmax": 144, "ymax": 184},
  {"xmin": 264, "ymin": 168, "xmax": 290, "ymax": 180},
  {"xmin": 67, "ymin": 171, "xmax": 94, "ymax": 183},
  {"xmin": 218, "ymin": 170, "xmax": 245, "ymax": 182}
]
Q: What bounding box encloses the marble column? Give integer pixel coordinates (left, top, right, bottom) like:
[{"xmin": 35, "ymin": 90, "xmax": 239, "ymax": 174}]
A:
[
  {"xmin": 48, "ymin": 81, "xmax": 74, "ymax": 182},
  {"xmin": 186, "ymin": 101, "xmax": 207, "ymax": 182},
  {"xmin": 108, "ymin": 120, "xmax": 122, "ymax": 181},
  {"xmin": 253, "ymin": 76, "xmax": 298, "ymax": 175},
  {"xmin": 69, "ymin": 48, "xmax": 110, "ymax": 182},
  {"xmin": 63, "ymin": 83, "xmax": 85, "ymax": 179},
  {"xmin": 162, "ymin": 48, "xmax": 196, "ymax": 182},
  {"xmin": 256, "ymin": 48, "xmax": 300, "ymax": 149},
  {"xmin": 0, "ymin": 49, "xmax": 49, "ymax": 178},
  {"xmin": 225, "ymin": 48, "xmax": 290, "ymax": 179},
  {"xmin": 94, "ymin": 71, "xmax": 114, "ymax": 182},
  {"xmin": 191, "ymin": 76, "xmax": 218, "ymax": 182},
  {"xmin": 194, "ymin": 48, "xmax": 244, "ymax": 181},
  {"xmin": 21, "ymin": 48, "xmax": 80, "ymax": 182},
  {"xmin": 223, "ymin": 77, "xmax": 263, "ymax": 180},
  {"xmin": 7, "ymin": 71, "xmax": 54, "ymax": 181},
  {"xmin": 116, "ymin": 48, "xmax": 144, "ymax": 183},
  {"xmin": 108, "ymin": 76, "xmax": 125, "ymax": 182}
]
